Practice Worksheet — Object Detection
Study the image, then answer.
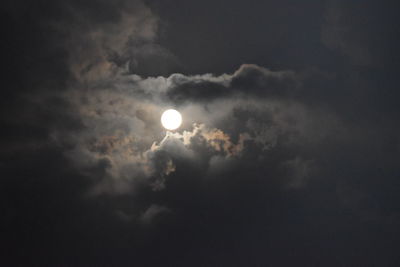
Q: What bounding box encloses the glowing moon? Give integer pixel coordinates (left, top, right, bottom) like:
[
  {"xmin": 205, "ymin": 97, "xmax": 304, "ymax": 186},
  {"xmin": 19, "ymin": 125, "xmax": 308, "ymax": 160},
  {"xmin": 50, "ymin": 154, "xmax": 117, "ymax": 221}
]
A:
[{"xmin": 161, "ymin": 109, "xmax": 182, "ymax": 130}]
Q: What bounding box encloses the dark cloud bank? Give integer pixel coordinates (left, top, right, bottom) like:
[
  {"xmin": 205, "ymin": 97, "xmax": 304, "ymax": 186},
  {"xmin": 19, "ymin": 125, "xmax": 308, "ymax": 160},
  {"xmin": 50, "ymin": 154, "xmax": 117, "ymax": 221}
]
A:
[{"xmin": 1, "ymin": 0, "xmax": 400, "ymax": 266}]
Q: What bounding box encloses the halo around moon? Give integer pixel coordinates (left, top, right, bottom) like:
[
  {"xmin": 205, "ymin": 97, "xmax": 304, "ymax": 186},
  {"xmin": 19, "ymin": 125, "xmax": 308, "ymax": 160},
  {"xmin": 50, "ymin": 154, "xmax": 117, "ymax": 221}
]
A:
[{"xmin": 161, "ymin": 109, "xmax": 182, "ymax": 130}]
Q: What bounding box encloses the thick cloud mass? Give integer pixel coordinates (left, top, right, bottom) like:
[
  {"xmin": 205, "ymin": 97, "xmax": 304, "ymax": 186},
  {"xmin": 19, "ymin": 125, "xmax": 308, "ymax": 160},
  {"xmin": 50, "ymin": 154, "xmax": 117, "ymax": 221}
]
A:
[
  {"xmin": 1, "ymin": 0, "xmax": 400, "ymax": 266},
  {"xmin": 61, "ymin": 63, "xmax": 333, "ymax": 197}
]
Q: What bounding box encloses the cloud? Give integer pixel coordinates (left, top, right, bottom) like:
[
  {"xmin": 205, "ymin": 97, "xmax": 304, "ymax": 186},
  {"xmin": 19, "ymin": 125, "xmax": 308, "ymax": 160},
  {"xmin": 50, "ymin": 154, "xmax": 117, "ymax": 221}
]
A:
[
  {"xmin": 60, "ymin": 61, "xmax": 329, "ymax": 197},
  {"xmin": 4, "ymin": 0, "xmax": 378, "ymax": 231},
  {"xmin": 164, "ymin": 64, "xmax": 299, "ymax": 104},
  {"xmin": 3, "ymin": 1, "xmax": 400, "ymax": 265},
  {"xmin": 321, "ymin": 0, "xmax": 372, "ymax": 66},
  {"xmin": 321, "ymin": 0, "xmax": 398, "ymax": 68},
  {"xmin": 139, "ymin": 204, "xmax": 171, "ymax": 224}
]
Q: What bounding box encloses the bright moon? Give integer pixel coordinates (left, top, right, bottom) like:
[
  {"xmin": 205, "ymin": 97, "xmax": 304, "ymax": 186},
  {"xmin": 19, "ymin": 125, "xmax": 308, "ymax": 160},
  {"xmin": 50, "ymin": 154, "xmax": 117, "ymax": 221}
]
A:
[{"xmin": 161, "ymin": 109, "xmax": 182, "ymax": 130}]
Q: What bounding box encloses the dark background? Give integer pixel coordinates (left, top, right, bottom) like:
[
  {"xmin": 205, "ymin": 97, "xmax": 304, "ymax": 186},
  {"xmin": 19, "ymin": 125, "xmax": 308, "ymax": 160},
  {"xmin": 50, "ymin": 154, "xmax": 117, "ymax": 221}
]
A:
[{"xmin": 1, "ymin": 0, "xmax": 400, "ymax": 266}]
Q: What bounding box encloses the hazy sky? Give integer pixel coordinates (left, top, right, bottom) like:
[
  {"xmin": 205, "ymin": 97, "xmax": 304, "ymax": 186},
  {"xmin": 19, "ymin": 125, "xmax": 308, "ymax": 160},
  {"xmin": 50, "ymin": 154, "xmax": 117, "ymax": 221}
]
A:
[{"xmin": 1, "ymin": 0, "xmax": 400, "ymax": 266}]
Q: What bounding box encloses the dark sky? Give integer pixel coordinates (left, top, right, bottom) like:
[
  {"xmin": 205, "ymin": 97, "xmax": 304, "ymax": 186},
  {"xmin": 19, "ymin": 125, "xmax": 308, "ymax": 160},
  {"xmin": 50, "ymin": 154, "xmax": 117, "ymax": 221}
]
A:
[{"xmin": 1, "ymin": 0, "xmax": 400, "ymax": 266}]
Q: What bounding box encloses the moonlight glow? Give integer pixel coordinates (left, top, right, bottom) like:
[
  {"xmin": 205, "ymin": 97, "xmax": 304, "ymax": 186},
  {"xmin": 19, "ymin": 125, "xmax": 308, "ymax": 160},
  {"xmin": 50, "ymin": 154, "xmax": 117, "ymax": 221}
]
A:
[{"xmin": 161, "ymin": 109, "xmax": 182, "ymax": 130}]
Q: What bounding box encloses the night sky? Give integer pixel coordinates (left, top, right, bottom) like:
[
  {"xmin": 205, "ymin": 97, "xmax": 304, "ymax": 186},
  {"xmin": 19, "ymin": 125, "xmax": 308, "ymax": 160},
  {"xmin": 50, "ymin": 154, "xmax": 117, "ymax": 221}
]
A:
[{"xmin": 1, "ymin": 0, "xmax": 400, "ymax": 266}]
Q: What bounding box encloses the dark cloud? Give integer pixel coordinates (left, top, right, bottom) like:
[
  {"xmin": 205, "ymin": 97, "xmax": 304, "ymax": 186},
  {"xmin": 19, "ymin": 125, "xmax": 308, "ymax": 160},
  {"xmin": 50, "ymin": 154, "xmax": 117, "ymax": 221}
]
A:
[
  {"xmin": 165, "ymin": 64, "xmax": 299, "ymax": 104},
  {"xmin": 2, "ymin": 0, "xmax": 400, "ymax": 266},
  {"xmin": 322, "ymin": 0, "xmax": 400, "ymax": 67}
]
